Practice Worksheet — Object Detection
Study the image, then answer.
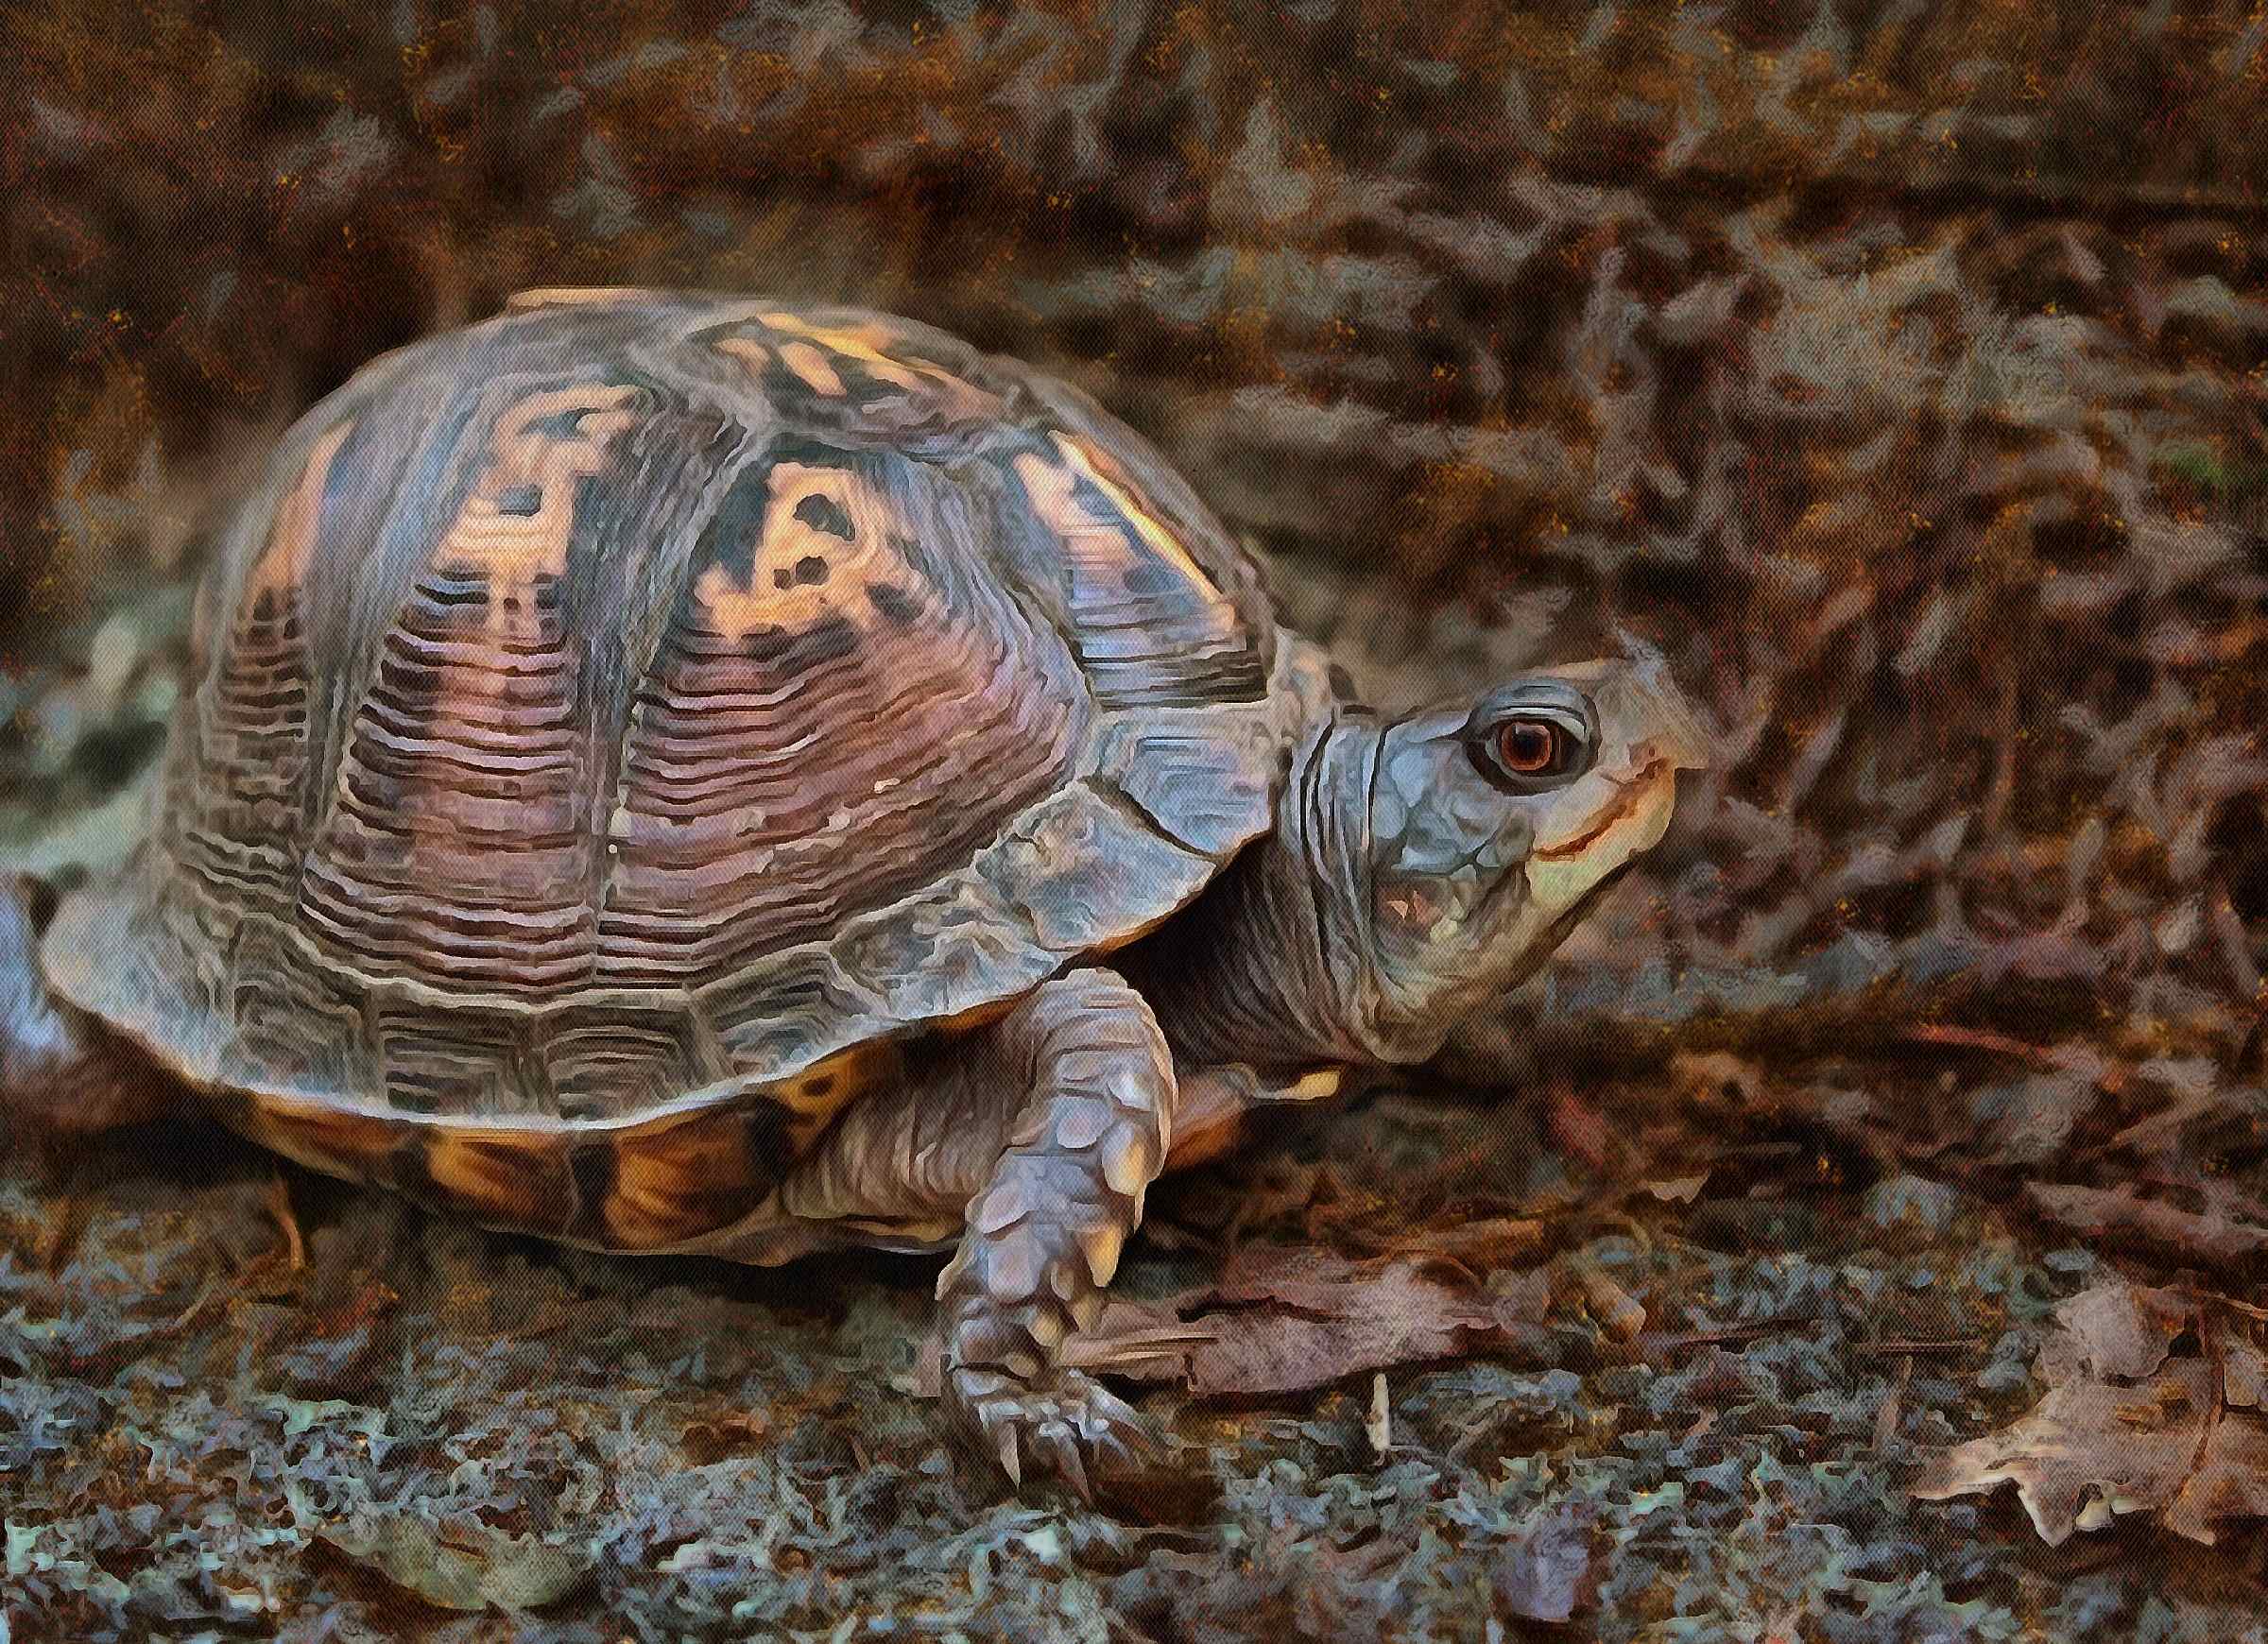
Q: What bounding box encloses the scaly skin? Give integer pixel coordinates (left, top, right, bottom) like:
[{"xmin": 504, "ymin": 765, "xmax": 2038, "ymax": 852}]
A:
[
  {"xmin": 772, "ymin": 968, "xmax": 1175, "ymax": 1496},
  {"xmin": 756, "ymin": 664, "xmax": 1704, "ymax": 1494}
]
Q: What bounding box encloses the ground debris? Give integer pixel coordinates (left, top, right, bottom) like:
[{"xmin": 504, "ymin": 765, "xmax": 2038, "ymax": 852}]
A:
[
  {"xmin": 317, "ymin": 1510, "xmax": 589, "ymax": 1613},
  {"xmin": 919, "ymin": 1242, "xmax": 1557, "ymax": 1401},
  {"xmin": 2027, "ymin": 1182, "xmax": 2268, "ymax": 1268},
  {"xmin": 1916, "ymin": 1281, "xmax": 2268, "ymax": 1547}
]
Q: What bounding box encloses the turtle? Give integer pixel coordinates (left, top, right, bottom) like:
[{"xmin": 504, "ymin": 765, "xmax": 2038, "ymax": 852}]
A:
[{"xmin": 0, "ymin": 287, "xmax": 1708, "ymax": 1494}]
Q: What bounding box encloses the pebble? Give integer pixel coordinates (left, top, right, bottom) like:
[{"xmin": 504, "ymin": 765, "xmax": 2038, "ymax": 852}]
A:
[{"xmin": 84, "ymin": 610, "xmax": 143, "ymax": 717}]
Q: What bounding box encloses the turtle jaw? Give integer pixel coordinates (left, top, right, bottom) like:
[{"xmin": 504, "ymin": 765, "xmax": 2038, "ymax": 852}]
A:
[{"xmin": 1521, "ymin": 753, "xmax": 1682, "ymax": 921}]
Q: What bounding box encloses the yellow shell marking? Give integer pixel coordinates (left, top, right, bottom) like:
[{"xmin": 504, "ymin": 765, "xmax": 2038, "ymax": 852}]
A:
[
  {"xmin": 1045, "ymin": 432, "xmax": 1225, "ymax": 606},
  {"xmin": 776, "ymin": 339, "xmax": 849, "ymax": 397},
  {"xmin": 747, "ymin": 311, "xmax": 999, "ymax": 419},
  {"xmin": 434, "ymin": 383, "xmax": 641, "ymax": 635},
  {"xmin": 713, "ymin": 335, "xmax": 773, "ymax": 374},
  {"xmin": 1012, "ymin": 442, "xmax": 1234, "ymax": 638},
  {"xmin": 693, "ymin": 461, "xmax": 903, "ymax": 639},
  {"xmin": 758, "ymin": 311, "xmax": 931, "ymax": 395},
  {"xmin": 602, "ymin": 1103, "xmax": 775, "ymax": 1249},
  {"xmin": 233, "ymin": 1090, "xmax": 398, "ymax": 1182},
  {"xmin": 423, "ymin": 1127, "xmax": 565, "ymax": 1229},
  {"xmin": 506, "ymin": 286, "xmax": 664, "ymax": 313},
  {"xmin": 757, "ymin": 1040, "xmax": 894, "ymax": 1155},
  {"xmin": 244, "ymin": 420, "xmax": 353, "ymax": 602}
]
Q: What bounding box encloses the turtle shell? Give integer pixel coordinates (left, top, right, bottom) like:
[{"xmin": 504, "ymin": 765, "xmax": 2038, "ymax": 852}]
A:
[{"xmin": 42, "ymin": 289, "xmax": 1334, "ymax": 1249}]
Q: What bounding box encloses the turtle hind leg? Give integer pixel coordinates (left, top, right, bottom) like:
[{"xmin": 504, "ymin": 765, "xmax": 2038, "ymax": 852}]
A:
[{"xmin": 0, "ymin": 876, "xmax": 171, "ymax": 1148}]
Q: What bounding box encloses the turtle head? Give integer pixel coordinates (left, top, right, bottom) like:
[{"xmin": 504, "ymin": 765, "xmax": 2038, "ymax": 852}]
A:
[{"xmin": 1302, "ymin": 642, "xmax": 1710, "ymax": 1064}]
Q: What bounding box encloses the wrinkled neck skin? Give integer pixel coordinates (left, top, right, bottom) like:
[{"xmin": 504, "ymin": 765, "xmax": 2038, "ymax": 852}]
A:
[{"xmin": 1120, "ymin": 713, "xmax": 1461, "ymax": 1072}]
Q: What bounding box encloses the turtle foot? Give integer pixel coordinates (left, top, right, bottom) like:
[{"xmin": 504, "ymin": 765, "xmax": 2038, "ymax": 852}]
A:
[{"xmin": 948, "ymin": 1361, "xmax": 1162, "ymax": 1500}]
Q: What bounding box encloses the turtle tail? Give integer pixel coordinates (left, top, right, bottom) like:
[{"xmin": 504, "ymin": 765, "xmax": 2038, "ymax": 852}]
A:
[{"xmin": 2, "ymin": 876, "xmax": 178, "ymax": 1143}]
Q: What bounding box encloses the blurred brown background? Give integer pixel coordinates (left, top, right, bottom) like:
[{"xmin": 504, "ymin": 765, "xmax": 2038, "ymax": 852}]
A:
[{"xmin": 6, "ymin": 0, "xmax": 2266, "ymax": 1062}]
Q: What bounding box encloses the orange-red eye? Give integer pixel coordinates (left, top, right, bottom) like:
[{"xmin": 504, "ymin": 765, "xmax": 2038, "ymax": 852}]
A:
[{"xmin": 1496, "ymin": 719, "xmax": 1560, "ymax": 774}]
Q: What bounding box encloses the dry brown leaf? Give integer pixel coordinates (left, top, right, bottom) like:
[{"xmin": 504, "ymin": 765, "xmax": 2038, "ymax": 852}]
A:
[
  {"xmin": 318, "ymin": 1512, "xmax": 588, "ymax": 1612},
  {"xmin": 1547, "ymin": 1084, "xmax": 1612, "ymax": 1171},
  {"xmin": 916, "ymin": 1244, "xmax": 1545, "ymax": 1399},
  {"xmin": 1915, "ymin": 1281, "xmax": 2268, "ymax": 1546},
  {"xmin": 2034, "ymin": 1279, "xmax": 2188, "ymax": 1383}
]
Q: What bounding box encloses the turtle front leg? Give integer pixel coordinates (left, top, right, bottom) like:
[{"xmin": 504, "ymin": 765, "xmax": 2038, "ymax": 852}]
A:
[
  {"xmin": 779, "ymin": 967, "xmax": 1177, "ymax": 1495},
  {"xmin": 934, "ymin": 968, "xmax": 1177, "ymax": 1495}
]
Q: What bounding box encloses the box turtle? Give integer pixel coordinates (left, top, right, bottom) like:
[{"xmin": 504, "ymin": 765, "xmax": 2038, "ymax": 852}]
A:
[{"xmin": 0, "ymin": 288, "xmax": 1707, "ymax": 1495}]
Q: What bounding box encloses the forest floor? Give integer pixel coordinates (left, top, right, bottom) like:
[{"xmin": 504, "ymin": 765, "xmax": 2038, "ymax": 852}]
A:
[{"xmin": 3, "ymin": 563, "xmax": 2264, "ymax": 1644}]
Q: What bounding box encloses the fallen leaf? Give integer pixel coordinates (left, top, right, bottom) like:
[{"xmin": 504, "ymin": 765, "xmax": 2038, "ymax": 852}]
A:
[
  {"xmin": 917, "ymin": 1244, "xmax": 1550, "ymax": 1398},
  {"xmin": 1547, "ymin": 1084, "xmax": 1611, "ymax": 1170},
  {"xmin": 2035, "ymin": 1279, "xmax": 2188, "ymax": 1384},
  {"xmin": 319, "ymin": 1511, "xmax": 587, "ymax": 1611},
  {"xmin": 1969, "ymin": 1072, "xmax": 2096, "ymax": 1167},
  {"xmin": 1915, "ymin": 1282, "xmax": 2268, "ymax": 1547},
  {"xmin": 1491, "ymin": 1504, "xmax": 1593, "ymax": 1623}
]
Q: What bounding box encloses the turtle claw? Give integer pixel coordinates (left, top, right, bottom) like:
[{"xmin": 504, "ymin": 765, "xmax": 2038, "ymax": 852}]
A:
[
  {"xmin": 996, "ymin": 1420, "xmax": 1022, "ymax": 1488},
  {"xmin": 950, "ymin": 1363, "xmax": 1159, "ymax": 1499}
]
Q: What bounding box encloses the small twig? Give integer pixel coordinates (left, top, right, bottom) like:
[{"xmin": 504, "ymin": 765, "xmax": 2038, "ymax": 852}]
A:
[
  {"xmin": 266, "ymin": 1171, "xmax": 306, "ymax": 1276},
  {"xmin": 1900, "ymin": 1022, "xmax": 2053, "ymax": 1059},
  {"xmin": 1638, "ymin": 1314, "xmax": 1815, "ymax": 1354},
  {"xmin": 2200, "ymin": 1289, "xmax": 2268, "ymax": 1324},
  {"xmin": 1857, "ymin": 1337, "xmax": 1988, "ymax": 1356},
  {"xmin": 1873, "ymin": 1351, "xmax": 1914, "ymax": 1451},
  {"xmin": 2028, "ymin": 1181, "xmax": 2268, "ymax": 1268},
  {"xmin": 1899, "ymin": 1024, "xmax": 2126, "ymax": 1091}
]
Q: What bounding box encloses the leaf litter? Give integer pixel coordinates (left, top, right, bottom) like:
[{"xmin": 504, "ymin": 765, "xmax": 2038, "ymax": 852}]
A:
[{"xmin": 1916, "ymin": 1282, "xmax": 2268, "ymax": 1548}]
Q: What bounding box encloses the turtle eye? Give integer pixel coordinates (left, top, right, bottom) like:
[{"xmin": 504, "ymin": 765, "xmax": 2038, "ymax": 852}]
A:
[
  {"xmin": 1466, "ymin": 696, "xmax": 1593, "ymax": 791},
  {"xmin": 1496, "ymin": 719, "xmax": 1562, "ymax": 775}
]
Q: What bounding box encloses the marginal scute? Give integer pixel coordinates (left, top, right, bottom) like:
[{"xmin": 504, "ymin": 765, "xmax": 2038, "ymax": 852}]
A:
[
  {"xmin": 1095, "ymin": 709, "xmax": 1285, "ymax": 860},
  {"xmin": 751, "ymin": 1038, "xmax": 898, "ymax": 1155},
  {"xmin": 601, "ymin": 1100, "xmax": 793, "ymax": 1249},
  {"xmin": 423, "ymin": 1125, "xmax": 576, "ymax": 1230},
  {"xmin": 978, "ymin": 780, "xmax": 1218, "ymax": 954},
  {"xmin": 223, "ymin": 1087, "xmax": 402, "ymax": 1186},
  {"xmin": 1005, "ymin": 434, "xmax": 1265, "ymax": 710}
]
